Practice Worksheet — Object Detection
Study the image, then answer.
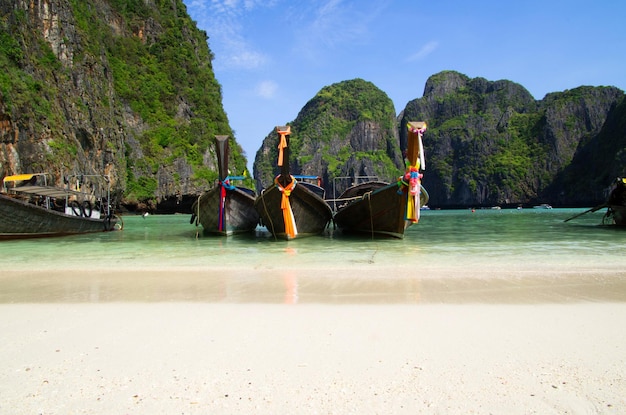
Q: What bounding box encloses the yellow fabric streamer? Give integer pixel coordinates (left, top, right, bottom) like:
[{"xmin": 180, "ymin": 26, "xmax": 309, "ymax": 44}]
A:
[{"xmin": 276, "ymin": 176, "xmax": 298, "ymax": 239}]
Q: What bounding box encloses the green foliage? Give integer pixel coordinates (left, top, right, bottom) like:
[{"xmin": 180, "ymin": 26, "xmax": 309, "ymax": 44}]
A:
[
  {"xmin": 48, "ymin": 139, "xmax": 78, "ymax": 157},
  {"xmin": 0, "ymin": 34, "xmax": 57, "ymax": 128},
  {"xmin": 192, "ymin": 166, "xmax": 218, "ymax": 184},
  {"xmin": 109, "ymin": 0, "xmax": 152, "ymax": 20},
  {"xmin": 1, "ymin": 0, "xmax": 245, "ymax": 206},
  {"xmin": 322, "ymin": 145, "xmax": 350, "ymax": 174},
  {"xmin": 297, "ymin": 79, "xmax": 395, "ymax": 142},
  {"xmin": 126, "ymin": 175, "xmax": 158, "ymax": 202},
  {"xmin": 0, "ymin": 29, "xmax": 23, "ymax": 63},
  {"xmin": 339, "ymin": 79, "xmax": 393, "ymax": 122},
  {"xmin": 37, "ymin": 41, "xmax": 62, "ymax": 71},
  {"xmin": 258, "ymin": 78, "xmax": 402, "ymax": 189},
  {"xmin": 87, "ymin": 0, "xmax": 240, "ymax": 198}
]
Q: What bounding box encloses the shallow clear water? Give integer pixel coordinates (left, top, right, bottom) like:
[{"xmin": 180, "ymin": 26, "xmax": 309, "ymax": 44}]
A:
[
  {"xmin": 2, "ymin": 208, "xmax": 626, "ymax": 304},
  {"xmin": 1, "ymin": 207, "xmax": 623, "ymax": 272}
]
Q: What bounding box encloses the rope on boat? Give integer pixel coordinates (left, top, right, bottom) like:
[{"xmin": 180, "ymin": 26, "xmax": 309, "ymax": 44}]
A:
[
  {"xmin": 194, "ymin": 194, "xmax": 201, "ymax": 238},
  {"xmin": 260, "ymin": 187, "xmax": 278, "ymax": 241},
  {"xmin": 104, "ymin": 213, "xmax": 123, "ymax": 231},
  {"xmin": 216, "ymin": 176, "xmax": 245, "ymax": 232},
  {"xmin": 275, "ymin": 175, "xmax": 298, "ymax": 239},
  {"xmin": 366, "ymin": 191, "xmax": 374, "ymax": 240},
  {"xmin": 218, "ymin": 181, "xmax": 227, "ymax": 232},
  {"xmin": 327, "ymin": 196, "xmax": 364, "ymax": 211},
  {"xmin": 113, "ymin": 214, "xmax": 123, "ymax": 231}
]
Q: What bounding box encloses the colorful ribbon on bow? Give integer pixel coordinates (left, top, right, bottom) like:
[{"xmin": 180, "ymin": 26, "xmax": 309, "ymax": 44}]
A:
[
  {"xmin": 404, "ymin": 167, "xmax": 423, "ymax": 222},
  {"xmin": 275, "ymin": 175, "xmax": 298, "ymax": 239},
  {"xmin": 217, "ymin": 176, "xmax": 241, "ymax": 232},
  {"xmin": 405, "ymin": 122, "xmax": 427, "ymax": 223}
]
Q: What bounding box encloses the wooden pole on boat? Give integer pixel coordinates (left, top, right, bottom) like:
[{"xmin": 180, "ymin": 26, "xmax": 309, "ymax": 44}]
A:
[
  {"xmin": 215, "ymin": 135, "xmax": 230, "ymax": 182},
  {"xmin": 563, "ymin": 203, "xmax": 607, "ymax": 222},
  {"xmin": 406, "ymin": 121, "xmax": 426, "ymax": 169}
]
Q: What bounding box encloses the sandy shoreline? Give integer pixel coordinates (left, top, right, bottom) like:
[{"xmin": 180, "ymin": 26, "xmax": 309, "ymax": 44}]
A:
[
  {"xmin": 2, "ymin": 266, "xmax": 626, "ymax": 414},
  {"xmin": 2, "ymin": 266, "xmax": 626, "ymax": 304},
  {"xmin": 1, "ymin": 302, "xmax": 625, "ymax": 414}
]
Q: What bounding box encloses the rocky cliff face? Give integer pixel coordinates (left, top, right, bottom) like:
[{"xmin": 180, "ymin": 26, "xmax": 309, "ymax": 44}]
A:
[
  {"xmin": 253, "ymin": 79, "xmax": 403, "ymax": 198},
  {"xmin": 0, "ymin": 0, "xmax": 246, "ymax": 212},
  {"xmin": 545, "ymin": 93, "xmax": 626, "ymax": 204},
  {"xmin": 254, "ymin": 71, "xmax": 625, "ymax": 208},
  {"xmin": 399, "ymin": 71, "xmax": 625, "ymax": 207},
  {"xmin": 4, "ymin": 6, "xmax": 623, "ymax": 213}
]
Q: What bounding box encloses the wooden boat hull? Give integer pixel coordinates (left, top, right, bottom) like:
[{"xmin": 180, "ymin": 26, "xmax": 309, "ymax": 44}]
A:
[
  {"xmin": 333, "ymin": 181, "xmax": 427, "ymax": 239},
  {"xmin": 0, "ymin": 193, "xmax": 118, "ymax": 239},
  {"xmin": 192, "ymin": 186, "xmax": 259, "ymax": 235},
  {"xmin": 255, "ymin": 183, "xmax": 332, "ymax": 240},
  {"xmin": 604, "ymin": 205, "xmax": 626, "ymax": 226}
]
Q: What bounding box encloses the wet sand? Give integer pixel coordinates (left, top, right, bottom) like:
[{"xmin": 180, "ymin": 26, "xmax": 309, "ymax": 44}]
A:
[
  {"xmin": 2, "ymin": 267, "xmax": 626, "ymax": 414},
  {"xmin": 2, "ymin": 266, "xmax": 626, "ymax": 304}
]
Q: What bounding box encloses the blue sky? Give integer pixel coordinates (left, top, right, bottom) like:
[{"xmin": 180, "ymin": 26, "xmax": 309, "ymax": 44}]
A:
[{"xmin": 182, "ymin": 0, "xmax": 626, "ymax": 171}]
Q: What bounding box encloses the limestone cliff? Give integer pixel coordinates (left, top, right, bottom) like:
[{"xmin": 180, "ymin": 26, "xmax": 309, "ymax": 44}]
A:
[
  {"xmin": 253, "ymin": 79, "xmax": 402, "ymax": 199},
  {"xmin": 399, "ymin": 70, "xmax": 625, "ymax": 207},
  {"xmin": 0, "ymin": 0, "xmax": 247, "ymax": 212}
]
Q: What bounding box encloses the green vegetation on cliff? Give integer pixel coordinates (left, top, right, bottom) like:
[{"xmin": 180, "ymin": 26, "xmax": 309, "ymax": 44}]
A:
[
  {"xmin": 254, "ymin": 79, "xmax": 402, "ymax": 193},
  {"xmin": 1, "ymin": 0, "xmax": 250, "ymax": 209},
  {"xmin": 401, "ymin": 71, "xmax": 625, "ymax": 207}
]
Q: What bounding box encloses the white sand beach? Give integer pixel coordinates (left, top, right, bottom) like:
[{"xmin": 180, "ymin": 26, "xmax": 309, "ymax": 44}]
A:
[{"xmin": 2, "ymin": 268, "xmax": 626, "ymax": 414}]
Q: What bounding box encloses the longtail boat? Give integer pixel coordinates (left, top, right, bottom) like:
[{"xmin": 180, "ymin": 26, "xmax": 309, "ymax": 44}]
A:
[
  {"xmin": 332, "ymin": 121, "xmax": 429, "ymax": 239},
  {"xmin": 564, "ymin": 177, "xmax": 626, "ymax": 226},
  {"xmin": 191, "ymin": 135, "xmax": 259, "ymax": 235},
  {"xmin": 0, "ymin": 173, "xmax": 120, "ymax": 239},
  {"xmin": 604, "ymin": 177, "xmax": 626, "ymax": 225},
  {"xmin": 254, "ymin": 126, "xmax": 333, "ymax": 240}
]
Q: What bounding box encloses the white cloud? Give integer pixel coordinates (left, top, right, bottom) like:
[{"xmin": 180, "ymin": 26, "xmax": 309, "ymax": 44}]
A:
[
  {"xmin": 255, "ymin": 80, "xmax": 278, "ymax": 99},
  {"xmin": 407, "ymin": 41, "xmax": 439, "ymax": 62},
  {"xmin": 186, "ymin": 0, "xmax": 273, "ymax": 70},
  {"xmin": 292, "ymin": 0, "xmax": 389, "ymax": 61},
  {"xmin": 221, "ymin": 38, "xmax": 268, "ymax": 69}
]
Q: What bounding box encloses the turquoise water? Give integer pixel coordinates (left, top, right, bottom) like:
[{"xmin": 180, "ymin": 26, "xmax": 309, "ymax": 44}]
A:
[
  {"xmin": 2, "ymin": 208, "xmax": 626, "ymax": 303},
  {"xmin": 0, "ymin": 207, "xmax": 623, "ymax": 272}
]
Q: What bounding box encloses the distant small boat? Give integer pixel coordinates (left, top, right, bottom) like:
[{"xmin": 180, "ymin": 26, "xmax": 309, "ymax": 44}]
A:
[
  {"xmin": 255, "ymin": 126, "xmax": 332, "ymax": 240},
  {"xmin": 332, "ymin": 121, "xmax": 429, "ymax": 239},
  {"xmin": 191, "ymin": 135, "xmax": 259, "ymax": 236},
  {"xmin": 533, "ymin": 204, "xmax": 552, "ymax": 209},
  {"xmin": 0, "ymin": 173, "xmax": 120, "ymax": 239}
]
